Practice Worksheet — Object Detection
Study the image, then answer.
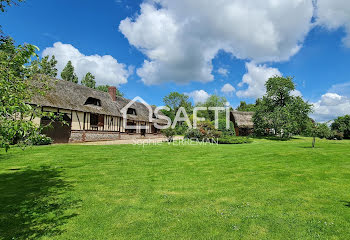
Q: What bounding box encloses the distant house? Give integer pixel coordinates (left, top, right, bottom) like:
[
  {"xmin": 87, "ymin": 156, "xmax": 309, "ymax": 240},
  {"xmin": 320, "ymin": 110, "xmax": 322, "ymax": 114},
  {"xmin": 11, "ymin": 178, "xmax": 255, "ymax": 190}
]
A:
[
  {"xmin": 30, "ymin": 78, "xmax": 166, "ymax": 143},
  {"xmin": 230, "ymin": 111, "xmax": 254, "ymax": 136}
]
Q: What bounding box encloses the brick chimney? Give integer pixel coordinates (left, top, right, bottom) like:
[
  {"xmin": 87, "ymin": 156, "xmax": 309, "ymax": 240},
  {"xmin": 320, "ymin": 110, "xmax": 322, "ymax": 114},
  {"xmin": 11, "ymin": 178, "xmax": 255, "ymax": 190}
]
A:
[{"xmin": 108, "ymin": 86, "xmax": 117, "ymax": 101}]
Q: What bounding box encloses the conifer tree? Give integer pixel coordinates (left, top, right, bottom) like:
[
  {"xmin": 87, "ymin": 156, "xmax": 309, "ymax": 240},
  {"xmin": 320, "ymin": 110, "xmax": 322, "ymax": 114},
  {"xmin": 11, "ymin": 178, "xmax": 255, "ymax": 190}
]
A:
[
  {"xmin": 61, "ymin": 61, "xmax": 78, "ymax": 83},
  {"xmin": 31, "ymin": 55, "xmax": 58, "ymax": 77},
  {"xmin": 81, "ymin": 72, "xmax": 96, "ymax": 88}
]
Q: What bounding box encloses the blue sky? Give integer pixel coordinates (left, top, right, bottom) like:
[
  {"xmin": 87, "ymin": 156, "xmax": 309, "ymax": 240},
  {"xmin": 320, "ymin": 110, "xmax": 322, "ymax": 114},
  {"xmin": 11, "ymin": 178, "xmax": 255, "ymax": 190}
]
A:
[{"xmin": 1, "ymin": 0, "xmax": 350, "ymax": 121}]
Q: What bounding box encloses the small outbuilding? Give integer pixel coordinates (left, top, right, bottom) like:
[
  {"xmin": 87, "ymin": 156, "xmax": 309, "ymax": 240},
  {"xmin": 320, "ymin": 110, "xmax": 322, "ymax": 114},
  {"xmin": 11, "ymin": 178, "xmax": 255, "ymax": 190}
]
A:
[{"xmin": 230, "ymin": 111, "xmax": 254, "ymax": 136}]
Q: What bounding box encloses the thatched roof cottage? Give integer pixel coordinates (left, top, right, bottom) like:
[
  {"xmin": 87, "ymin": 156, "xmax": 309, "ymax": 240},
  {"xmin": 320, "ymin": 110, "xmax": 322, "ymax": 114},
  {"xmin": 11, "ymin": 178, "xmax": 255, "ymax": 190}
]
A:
[
  {"xmin": 230, "ymin": 111, "xmax": 254, "ymax": 136},
  {"xmin": 30, "ymin": 78, "xmax": 167, "ymax": 143}
]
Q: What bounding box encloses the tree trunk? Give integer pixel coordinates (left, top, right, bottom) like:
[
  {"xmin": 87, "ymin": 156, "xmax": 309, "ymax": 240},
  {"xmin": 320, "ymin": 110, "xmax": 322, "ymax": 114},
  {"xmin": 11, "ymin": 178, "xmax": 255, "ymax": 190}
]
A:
[{"xmin": 312, "ymin": 137, "xmax": 316, "ymax": 148}]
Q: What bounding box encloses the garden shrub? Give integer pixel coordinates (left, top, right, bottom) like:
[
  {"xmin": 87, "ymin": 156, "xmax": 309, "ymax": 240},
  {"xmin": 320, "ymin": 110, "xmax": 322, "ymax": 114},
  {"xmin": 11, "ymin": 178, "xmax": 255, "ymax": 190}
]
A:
[
  {"xmin": 31, "ymin": 134, "xmax": 53, "ymax": 145},
  {"xmin": 161, "ymin": 128, "xmax": 177, "ymax": 142},
  {"xmin": 327, "ymin": 131, "xmax": 344, "ymax": 140},
  {"xmin": 217, "ymin": 136, "xmax": 253, "ymax": 144},
  {"xmin": 184, "ymin": 121, "xmax": 222, "ymax": 140},
  {"xmin": 184, "ymin": 128, "xmax": 203, "ymax": 140},
  {"xmin": 197, "ymin": 121, "xmax": 222, "ymax": 139}
]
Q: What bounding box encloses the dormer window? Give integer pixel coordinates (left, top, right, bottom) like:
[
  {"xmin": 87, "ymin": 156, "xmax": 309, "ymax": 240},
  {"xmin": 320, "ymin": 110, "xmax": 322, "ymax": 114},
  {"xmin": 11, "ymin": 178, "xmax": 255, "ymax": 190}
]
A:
[
  {"xmin": 85, "ymin": 97, "xmax": 101, "ymax": 106},
  {"xmin": 127, "ymin": 108, "xmax": 137, "ymax": 115}
]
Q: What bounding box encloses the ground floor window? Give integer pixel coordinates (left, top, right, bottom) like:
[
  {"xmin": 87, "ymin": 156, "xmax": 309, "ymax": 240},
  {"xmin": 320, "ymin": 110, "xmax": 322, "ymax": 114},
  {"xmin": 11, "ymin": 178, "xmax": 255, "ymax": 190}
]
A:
[
  {"xmin": 90, "ymin": 114, "xmax": 104, "ymax": 131},
  {"xmin": 126, "ymin": 121, "xmax": 136, "ymax": 134}
]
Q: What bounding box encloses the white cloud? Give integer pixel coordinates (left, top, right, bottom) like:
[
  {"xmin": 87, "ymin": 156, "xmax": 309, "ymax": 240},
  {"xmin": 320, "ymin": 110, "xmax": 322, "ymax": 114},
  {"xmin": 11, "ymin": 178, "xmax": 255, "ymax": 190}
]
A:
[
  {"xmin": 119, "ymin": 0, "xmax": 314, "ymax": 85},
  {"xmin": 236, "ymin": 62, "xmax": 282, "ymax": 99},
  {"xmin": 311, "ymin": 93, "xmax": 350, "ymax": 122},
  {"xmin": 316, "ymin": 0, "xmax": 350, "ymax": 47},
  {"xmin": 186, "ymin": 90, "xmax": 210, "ymax": 104},
  {"xmin": 42, "ymin": 42, "xmax": 130, "ymax": 86},
  {"xmin": 328, "ymin": 82, "xmax": 350, "ymax": 96},
  {"xmin": 221, "ymin": 83, "xmax": 235, "ymax": 94},
  {"xmin": 218, "ymin": 68, "xmax": 229, "ymax": 76},
  {"xmin": 291, "ymin": 90, "xmax": 303, "ymax": 97}
]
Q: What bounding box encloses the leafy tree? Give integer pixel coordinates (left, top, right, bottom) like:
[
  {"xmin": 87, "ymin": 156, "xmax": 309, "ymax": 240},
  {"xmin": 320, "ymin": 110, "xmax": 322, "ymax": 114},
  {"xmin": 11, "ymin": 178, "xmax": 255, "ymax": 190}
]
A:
[
  {"xmin": 0, "ymin": 0, "xmax": 23, "ymax": 12},
  {"xmin": 81, "ymin": 72, "xmax": 96, "ymax": 89},
  {"xmin": 96, "ymin": 85, "xmax": 109, "ymax": 92},
  {"xmin": 31, "ymin": 55, "xmax": 58, "ymax": 77},
  {"xmin": 163, "ymin": 92, "xmax": 193, "ymax": 131},
  {"xmin": 253, "ymin": 76, "xmax": 312, "ymax": 139},
  {"xmin": 0, "ymin": 37, "xmax": 53, "ymax": 151},
  {"xmin": 61, "ymin": 61, "xmax": 78, "ymax": 83},
  {"xmin": 163, "ymin": 92, "xmax": 192, "ymax": 116},
  {"xmin": 331, "ymin": 115, "xmax": 350, "ymax": 139},
  {"xmin": 96, "ymin": 85, "xmax": 124, "ymax": 97},
  {"xmin": 236, "ymin": 101, "xmax": 255, "ymax": 112},
  {"xmin": 196, "ymin": 95, "xmax": 227, "ymax": 122}
]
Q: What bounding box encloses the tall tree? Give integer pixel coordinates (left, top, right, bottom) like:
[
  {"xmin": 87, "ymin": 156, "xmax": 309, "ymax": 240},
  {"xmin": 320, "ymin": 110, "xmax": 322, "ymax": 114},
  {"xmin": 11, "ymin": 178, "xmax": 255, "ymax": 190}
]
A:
[
  {"xmin": 196, "ymin": 95, "xmax": 227, "ymax": 122},
  {"xmin": 163, "ymin": 92, "xmax": 193, "ymax": 123},
  {"xmin": 0, "ymin": 37, "xmax": 53, "ymax": 151},
  {"xmin": 41, "ymin": 55, "xmax": 58, "ymax": 77},
  {"xmin": 163, "ymin": 92, "xmax": 192, "ymax": 114},
  {"xmin": 81, "ymin": 72, "xmax": 96, "ymax": 89},
  {"xmin": 253, "ymin": 76, "xmax": 312, "ymax": 139},
  {"xmin": 61, "ymin": 61, "xmax": 78, "ymax": 83},
  {"xmin": 236, "ymin": 101, "xmax": 256, "ymax": 112},
  {"xmin": 96, "ymin": 85, "xmax": 124, "ymax": 97},
  {"xmin": 31, "ymin": 55, "xmax": 58, "ymax": 78}
]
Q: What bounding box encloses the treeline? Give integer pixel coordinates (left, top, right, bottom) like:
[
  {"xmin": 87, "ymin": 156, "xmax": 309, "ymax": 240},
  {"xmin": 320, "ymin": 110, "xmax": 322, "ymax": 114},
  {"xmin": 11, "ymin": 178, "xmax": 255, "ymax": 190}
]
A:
[
  {"xmin": 31, "ymin": 57, "xmax": 123, "ymax": 96},
  {"xmin": 233, "ymin": 76, "xmax": 350, "ymax": 147}
]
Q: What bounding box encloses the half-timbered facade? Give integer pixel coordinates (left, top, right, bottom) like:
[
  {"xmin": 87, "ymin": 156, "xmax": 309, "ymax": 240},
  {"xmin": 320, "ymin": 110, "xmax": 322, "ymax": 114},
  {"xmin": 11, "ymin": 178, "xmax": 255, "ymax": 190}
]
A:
[{"xmin": 30, "ymin": 78, "xmax": 165, "ymax": 143}]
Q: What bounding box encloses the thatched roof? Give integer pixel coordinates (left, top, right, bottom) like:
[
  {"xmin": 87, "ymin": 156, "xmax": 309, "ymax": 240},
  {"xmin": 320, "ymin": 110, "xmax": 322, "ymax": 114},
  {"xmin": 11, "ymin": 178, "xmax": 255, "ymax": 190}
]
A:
[
  {"xmin": 231, "ymin": 111, "xmax": 254, "ymax": 128},
  {"xmin": 30, "ymin": 78, "xmax": 166, "ymax": 124}
]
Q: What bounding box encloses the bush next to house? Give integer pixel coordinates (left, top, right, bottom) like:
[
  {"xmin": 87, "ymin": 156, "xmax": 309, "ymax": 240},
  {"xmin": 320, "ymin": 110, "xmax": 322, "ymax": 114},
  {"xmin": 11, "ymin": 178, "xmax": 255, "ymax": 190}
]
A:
[
  {"xmin": 184, "ymin": 121, "xmax": 222, "ymax": 140},
  {"xmin": 197, "ymin": 121, "xmax": 222, "ymax": 139},
  {"xmin": 184, "ymin": 121, "xmax": 252, "ymax": 144},
  {"xmin": 184, "ymin": 128, "xmax": 203, "ymax": 140},
  {"xmin": 30, "ymin": 134, "xmax": 53, "ymax": 146},
  {"xmin": 161, "ymin": 128, "xmax": 177, "ymax": 142}
]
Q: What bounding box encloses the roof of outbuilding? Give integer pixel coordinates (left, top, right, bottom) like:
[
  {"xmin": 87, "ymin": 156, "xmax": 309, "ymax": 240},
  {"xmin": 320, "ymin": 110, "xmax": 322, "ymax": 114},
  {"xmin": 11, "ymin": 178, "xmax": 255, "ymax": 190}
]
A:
[
  {"xmin": 30, "ymin": 77, "xmax": 166, "ymax": 124},
  {"xmin": 231, "ymin": 111, "xmax": 254, "ymax": 128}
]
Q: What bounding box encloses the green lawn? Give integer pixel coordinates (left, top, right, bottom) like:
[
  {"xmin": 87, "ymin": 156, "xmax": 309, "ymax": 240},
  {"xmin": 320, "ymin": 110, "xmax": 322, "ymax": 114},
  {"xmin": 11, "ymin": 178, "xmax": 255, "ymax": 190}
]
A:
[{"xmin": 1, "ymin": 138, "xmax": 350, "ymax": 239}]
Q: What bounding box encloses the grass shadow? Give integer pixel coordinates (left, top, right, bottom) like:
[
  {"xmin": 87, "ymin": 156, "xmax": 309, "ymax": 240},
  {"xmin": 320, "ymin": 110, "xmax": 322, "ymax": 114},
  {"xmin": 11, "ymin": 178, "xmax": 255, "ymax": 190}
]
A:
[
  {"xmin": 341, "ymin": 201, "xmax": 350, "ymax": 208},
  {"xmin": 252, "ymin": 136, "xmax": 301, "ymax": 141},
  {"xmin": 0, "ymin": 166, "xmax": 80, "ymax": 239}
]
